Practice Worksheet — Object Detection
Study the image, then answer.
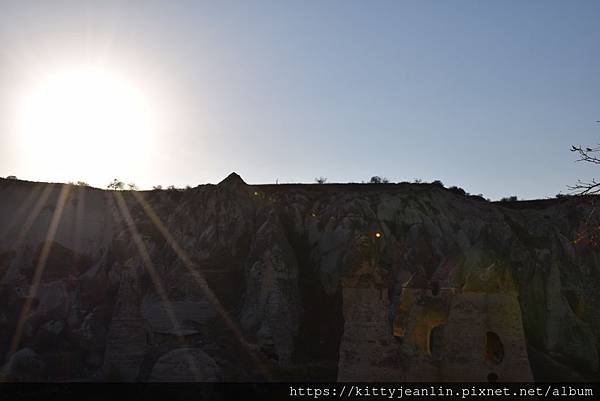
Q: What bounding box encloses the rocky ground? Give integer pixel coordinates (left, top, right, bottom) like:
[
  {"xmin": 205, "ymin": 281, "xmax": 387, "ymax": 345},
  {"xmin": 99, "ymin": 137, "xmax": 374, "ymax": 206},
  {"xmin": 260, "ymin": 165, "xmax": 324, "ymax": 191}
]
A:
[{"xmin": 0, "ymin": 173, "xmax": 599, "ymax": 382}]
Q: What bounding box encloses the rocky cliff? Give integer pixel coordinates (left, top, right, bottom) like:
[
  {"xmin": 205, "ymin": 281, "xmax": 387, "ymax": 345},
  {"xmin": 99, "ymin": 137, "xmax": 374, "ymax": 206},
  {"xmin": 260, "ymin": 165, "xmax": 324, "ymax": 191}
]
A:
[{"xmin": 0, "ymin": 173, "xmax": 599, "ymax": 382}]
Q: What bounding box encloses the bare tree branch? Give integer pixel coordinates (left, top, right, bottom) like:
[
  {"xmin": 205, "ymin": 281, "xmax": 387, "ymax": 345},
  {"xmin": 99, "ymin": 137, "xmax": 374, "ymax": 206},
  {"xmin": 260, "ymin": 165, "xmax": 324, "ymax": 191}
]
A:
[
  {"xmin": 568, "ymin": 179, "xmax": 600, "ymax": 195},
  {"xmin": 571, "ymin": 133, "xmax": 600, "ymax": 195},
  {"xmin": 571, "ymin": 145, "xmax": 600, "ymax": 165}
]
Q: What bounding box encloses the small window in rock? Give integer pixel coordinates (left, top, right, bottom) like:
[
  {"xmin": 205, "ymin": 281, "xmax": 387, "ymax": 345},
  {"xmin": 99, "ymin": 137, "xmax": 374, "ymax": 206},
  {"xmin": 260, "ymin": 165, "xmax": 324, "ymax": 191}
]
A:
[
  {"xmin": 429, "ymin": 324, "xmax": 445, "ymax": 360},
  {"xmin": 485, "ymin": 331, "xmax": 504, "ymax": 365}
]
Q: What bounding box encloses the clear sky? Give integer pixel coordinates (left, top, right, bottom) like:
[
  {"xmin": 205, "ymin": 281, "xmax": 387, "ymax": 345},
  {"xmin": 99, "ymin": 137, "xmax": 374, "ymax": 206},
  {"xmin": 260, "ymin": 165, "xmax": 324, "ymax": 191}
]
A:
[{"xmin": 0, "ymin": 0, "xmax": 599, "ymax": 199}]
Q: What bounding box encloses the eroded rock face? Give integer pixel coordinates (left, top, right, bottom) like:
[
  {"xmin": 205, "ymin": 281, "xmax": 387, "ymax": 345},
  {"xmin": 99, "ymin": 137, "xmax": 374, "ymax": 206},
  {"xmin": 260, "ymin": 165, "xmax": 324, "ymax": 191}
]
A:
[
  {"xmin": 102, "ymin": 264, "xmax": 148, "ymax": 382},
  {"xmin": 1, "ymin": 348, "xmax": 45, "ymax": 381},
  {"xmin": 149, "ymin": 348, "xmax": 221, "ymax": 382},
  {"xmin": 1, "ymin": 176, "xmax": 599, "ymax": 381},
  {"xmin": 241, "ymin": 211, "xmax": 300, "ymax": 366}
]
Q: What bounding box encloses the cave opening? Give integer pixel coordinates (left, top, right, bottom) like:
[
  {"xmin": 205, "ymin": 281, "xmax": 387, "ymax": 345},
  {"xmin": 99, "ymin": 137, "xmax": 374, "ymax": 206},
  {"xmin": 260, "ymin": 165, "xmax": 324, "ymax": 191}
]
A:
[
  {"xmin": 429, "ymin": 324, "xmax": 445, "ymax": 360},
  {"xmin": 485, "ymin": 331, "xmax": 504, "ymax": 365}
]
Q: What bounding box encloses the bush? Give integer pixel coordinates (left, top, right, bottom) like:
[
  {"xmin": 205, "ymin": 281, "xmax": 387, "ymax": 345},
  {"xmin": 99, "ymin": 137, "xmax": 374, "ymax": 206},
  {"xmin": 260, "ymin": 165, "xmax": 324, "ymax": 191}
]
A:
[
  {"xmin": 315, "ymin": 177, "xmax": 327, "ymax": 184},
  {"xmin": 431, "ymin": 180, "xmax": 444, "ymax": 188},
  {"xmin": 448, "ymin": 186, "xmax": 467, "ymax": 196},
  {"xmin": 107, "ymin": 179, "xmax": 125, "ymax": 190},
  {"xmin": 471, "ymin": 194, "xmax": 489, "ymax": 202},
  {"xmin": 369, "ymin": 176, "xmax": 389, "ymax": 184},
  {"xmin": 500, "ymin": 196, "xmax": 518, "ymax": 202}
]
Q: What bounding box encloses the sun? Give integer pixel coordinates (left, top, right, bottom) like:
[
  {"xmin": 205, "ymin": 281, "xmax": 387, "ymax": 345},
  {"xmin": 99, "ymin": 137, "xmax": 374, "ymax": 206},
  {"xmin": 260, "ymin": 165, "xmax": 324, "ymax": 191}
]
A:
[{"xmin": 14, "ymin": 65, "xmax": 157, "ymax": 186}]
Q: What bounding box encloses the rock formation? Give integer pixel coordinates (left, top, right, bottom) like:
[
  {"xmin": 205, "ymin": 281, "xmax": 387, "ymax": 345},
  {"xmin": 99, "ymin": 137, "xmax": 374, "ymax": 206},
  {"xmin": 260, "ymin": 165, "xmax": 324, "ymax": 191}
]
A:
[
  {"xmin": 102, "ymin": 262, "xmax": 148, "ymax": 381},
  {"xmin": 1, "ymin": 174, "xmax": 599, "ymax": 381}
]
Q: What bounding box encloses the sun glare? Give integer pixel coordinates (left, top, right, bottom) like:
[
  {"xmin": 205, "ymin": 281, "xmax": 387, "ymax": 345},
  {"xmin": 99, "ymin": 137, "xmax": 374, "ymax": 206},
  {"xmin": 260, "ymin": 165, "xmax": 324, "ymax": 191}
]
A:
[{"xmin": 14, "ymin": 65, "xmax": 157, "ymax": 186}]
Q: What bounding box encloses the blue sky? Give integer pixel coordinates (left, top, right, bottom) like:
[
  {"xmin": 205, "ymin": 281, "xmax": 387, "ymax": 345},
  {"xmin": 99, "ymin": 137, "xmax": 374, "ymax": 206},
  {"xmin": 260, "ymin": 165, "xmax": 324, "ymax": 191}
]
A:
[{"xmin": 1, "ymin": 0, "xmax": 599, "ymax": 199}]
